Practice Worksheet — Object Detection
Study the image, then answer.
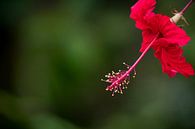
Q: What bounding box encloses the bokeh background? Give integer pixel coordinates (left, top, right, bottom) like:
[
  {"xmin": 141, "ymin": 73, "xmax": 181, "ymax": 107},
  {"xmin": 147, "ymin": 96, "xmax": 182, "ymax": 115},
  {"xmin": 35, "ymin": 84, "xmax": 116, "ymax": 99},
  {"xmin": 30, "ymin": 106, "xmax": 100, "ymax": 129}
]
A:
[{"xmin": 1, "ymin": 0, "xmax": 195, "ymax": 129}]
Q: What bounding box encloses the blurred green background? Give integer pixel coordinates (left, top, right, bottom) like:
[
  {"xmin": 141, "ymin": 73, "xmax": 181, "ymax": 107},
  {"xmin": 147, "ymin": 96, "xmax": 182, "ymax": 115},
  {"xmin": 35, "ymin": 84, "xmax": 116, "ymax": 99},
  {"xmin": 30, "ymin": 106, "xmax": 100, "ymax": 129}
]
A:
[{"xmin": 1, "ymin": 0, "xmax": 195, "ymax": 129}]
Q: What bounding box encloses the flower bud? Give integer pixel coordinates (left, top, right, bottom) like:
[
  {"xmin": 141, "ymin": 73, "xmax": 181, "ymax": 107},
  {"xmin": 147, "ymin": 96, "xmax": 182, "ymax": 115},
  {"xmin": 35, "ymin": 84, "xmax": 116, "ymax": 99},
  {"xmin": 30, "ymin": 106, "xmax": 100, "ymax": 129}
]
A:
[{"xmin": 170, "ymin": 13, "xmax": 182, "ymax": 23}]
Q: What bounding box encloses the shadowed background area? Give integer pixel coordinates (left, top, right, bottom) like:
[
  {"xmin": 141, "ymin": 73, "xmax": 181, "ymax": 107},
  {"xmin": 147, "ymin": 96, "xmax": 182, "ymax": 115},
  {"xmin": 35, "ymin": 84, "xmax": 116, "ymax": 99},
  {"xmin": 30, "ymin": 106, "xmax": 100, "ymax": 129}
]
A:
[{"xmin": 0, "ymin": 0, "xmax": 195, "ymax": 129}]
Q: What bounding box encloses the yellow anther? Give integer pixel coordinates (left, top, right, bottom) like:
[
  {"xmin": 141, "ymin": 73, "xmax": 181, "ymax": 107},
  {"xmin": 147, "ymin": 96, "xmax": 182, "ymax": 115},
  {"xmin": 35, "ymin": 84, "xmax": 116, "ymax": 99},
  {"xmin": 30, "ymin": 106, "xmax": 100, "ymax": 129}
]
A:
[
  {"xmin": 123, "ymin": 62, "xmax": 130, "ymax": 68},
  {"xmin": 101, "ymin": 79, "xmax": 106, "ymax": 82}
]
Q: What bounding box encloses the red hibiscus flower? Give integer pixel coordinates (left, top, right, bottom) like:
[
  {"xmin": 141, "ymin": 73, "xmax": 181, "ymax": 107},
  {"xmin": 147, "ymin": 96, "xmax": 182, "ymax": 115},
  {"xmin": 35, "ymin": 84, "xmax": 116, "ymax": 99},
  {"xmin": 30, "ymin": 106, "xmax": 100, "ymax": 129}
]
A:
[
  {"xmin": 130, "ymin": 0, "xmax": 194, "ymax": 77},
  {"xmin": 102, "ymin": 0, "xmax": 194, "ymax": 96}
]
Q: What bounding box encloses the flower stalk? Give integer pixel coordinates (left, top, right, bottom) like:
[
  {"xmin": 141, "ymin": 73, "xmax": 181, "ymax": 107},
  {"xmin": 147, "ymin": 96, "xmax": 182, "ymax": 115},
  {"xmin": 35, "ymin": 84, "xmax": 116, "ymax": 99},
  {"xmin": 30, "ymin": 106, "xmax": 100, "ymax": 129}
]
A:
[{"xmin": 180, "ymin": 0, "xmax": 194, "ymax": 14}]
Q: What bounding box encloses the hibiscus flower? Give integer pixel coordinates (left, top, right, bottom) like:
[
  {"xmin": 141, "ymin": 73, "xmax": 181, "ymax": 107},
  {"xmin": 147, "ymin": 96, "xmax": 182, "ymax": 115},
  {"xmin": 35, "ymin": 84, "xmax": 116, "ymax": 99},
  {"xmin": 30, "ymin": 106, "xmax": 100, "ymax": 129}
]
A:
[
  {"xmin": 130, "ymin": 0, "xmax": 194, "ymax": 77},
  {"xmin": 102, "ymin": 0, "xmax": 194, "ymax": 96}
]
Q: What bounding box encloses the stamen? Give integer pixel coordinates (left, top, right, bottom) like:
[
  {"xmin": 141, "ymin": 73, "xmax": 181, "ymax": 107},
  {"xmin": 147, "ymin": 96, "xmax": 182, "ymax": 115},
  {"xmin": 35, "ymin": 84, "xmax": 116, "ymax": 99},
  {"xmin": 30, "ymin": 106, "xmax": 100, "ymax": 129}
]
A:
[
  {"xmin": 123, "ymin": 62, "xmax": 130, "ymax": 68},
  {"xmin": 101, "ymin": 79, "xmax": 107, "ymax": 82},
  {"xmin": 133, "ymin": 68, "xmax": 136, "ymax": 78}
]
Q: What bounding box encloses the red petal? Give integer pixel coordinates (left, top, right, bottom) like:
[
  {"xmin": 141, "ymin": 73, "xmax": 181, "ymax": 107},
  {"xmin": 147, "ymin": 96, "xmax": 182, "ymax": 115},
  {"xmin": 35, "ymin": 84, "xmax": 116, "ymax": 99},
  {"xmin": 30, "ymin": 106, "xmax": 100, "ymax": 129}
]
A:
[
  {"xmin": 159, "ymin": 16, "xmax": 191, "ymax": 46},
  {"xmin": 143, "ymin": 15, "xmax": 191, "ymax": 46},
  {"xmin": 130, "ymin": 0, "xmax": 156, "ymax": 30},
  {"xmin": 139, "ymin": 30, "xmax": 156, "ymax": 52},
  {"xmin": 154, "ymin": 41, "xmax": 194, "ymax": 77},
  {"xmin": 139, "ymin": 14, "xmax": 191, "ymax": 53}
]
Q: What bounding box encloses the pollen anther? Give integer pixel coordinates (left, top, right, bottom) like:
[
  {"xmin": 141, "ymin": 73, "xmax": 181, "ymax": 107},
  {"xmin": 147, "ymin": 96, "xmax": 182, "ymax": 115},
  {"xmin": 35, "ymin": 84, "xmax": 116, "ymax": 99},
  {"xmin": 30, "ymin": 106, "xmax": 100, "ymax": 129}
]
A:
[{"xmin": 102, "ymin": 62, "xmax": 138, "ymax": 96}]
